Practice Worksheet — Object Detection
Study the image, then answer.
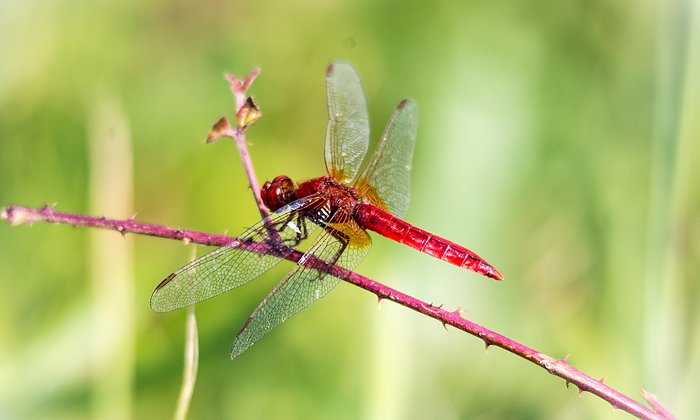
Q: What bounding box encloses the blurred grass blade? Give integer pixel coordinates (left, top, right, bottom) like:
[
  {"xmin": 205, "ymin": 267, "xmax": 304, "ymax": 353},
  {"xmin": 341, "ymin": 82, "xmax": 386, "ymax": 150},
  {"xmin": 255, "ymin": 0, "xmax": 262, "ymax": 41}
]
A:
[
  {"xmin": 89, "ymin": 94, "xmax": 134, "ymax": 419},
  {"xmin": 173, "ymin": 305, "xmax": 199, "ymax": 420},
  {"xmin": 645, "ymin": 0, "xmax": 697, "ymax": 414},
  {"xmin": 672, "ymin": 0, "xmax": 700, "ymax": 415}
]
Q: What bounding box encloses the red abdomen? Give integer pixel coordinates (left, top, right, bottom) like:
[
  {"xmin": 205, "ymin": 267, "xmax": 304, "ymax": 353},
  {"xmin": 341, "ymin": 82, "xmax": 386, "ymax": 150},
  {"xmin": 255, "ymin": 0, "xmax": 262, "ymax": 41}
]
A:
[{"xmin": 354, "ymin": 203, "xmax": 503, "ymax": 280}]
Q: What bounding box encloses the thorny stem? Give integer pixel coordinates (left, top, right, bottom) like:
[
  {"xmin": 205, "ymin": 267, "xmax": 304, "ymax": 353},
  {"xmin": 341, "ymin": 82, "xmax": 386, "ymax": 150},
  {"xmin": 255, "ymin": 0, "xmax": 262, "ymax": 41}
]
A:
[{"xmin": 1, "ymin": 204, "xmax": 666, "ymax": 420}]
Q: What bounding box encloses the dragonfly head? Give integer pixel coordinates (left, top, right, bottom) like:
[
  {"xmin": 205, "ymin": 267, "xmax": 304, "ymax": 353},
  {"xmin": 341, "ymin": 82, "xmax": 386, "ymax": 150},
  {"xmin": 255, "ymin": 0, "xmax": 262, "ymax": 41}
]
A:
[{"xmin": 261, "ymin": 175, "xmax": 295, "ymax": 211}]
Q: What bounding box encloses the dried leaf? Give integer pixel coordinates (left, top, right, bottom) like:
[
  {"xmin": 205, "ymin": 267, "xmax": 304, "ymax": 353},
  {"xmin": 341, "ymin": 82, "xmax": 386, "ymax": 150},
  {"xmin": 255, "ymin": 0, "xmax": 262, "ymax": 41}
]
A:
[{"xmin": 206, "ymin": 116, "xmax": 231, "ymax": 143}]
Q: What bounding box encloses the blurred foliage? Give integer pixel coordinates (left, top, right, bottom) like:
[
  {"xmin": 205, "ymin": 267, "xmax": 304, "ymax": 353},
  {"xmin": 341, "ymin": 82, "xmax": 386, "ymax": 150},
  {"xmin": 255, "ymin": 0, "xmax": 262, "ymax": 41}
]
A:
[{"xmin": 1, "ymin": 0, "xmax": 698, "ymax": 419}]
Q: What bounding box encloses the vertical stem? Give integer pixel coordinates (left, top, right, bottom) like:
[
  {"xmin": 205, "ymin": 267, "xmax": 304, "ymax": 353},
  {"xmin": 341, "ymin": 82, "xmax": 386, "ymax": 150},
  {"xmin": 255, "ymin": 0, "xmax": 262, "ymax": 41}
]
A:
[
  {"xmin": 173, "ymin": 308, "xmax": 199, "ymax": 420},
  {"xmin": 233, "ymin": 132, "xmax": 268, "ymax": 220},
  {"xmin": 227, "ymin": 69, "xmax": 269, "ymax": 221},
  {"xmin": 173, "ymin": 247, "xmax": 200, "ymax": 420},
  {"xmin": 173, "ymin": 247, "xmax": 199, "ymax": 420},
  {"xmin": 89, "ymin": 95, "xmax": 135, "ymax": 420}
]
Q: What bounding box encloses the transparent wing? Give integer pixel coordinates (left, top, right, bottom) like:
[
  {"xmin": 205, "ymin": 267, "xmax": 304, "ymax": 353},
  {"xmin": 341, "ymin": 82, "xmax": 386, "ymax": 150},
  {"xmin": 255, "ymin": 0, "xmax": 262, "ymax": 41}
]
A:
[
  {"xmin": 150, "ymin": 196, "xmax": 328, "ymax": 312},
  {"xmin": 324, "ymin": 62, "xmax": 370, "ymax": 183},
  {"xmin": 230, "ymin": 207, "xmax": 372, "ymax": 358},
  {"xmin": 355, "ymin": 100, "xmax": 418, "ymax": 218}
]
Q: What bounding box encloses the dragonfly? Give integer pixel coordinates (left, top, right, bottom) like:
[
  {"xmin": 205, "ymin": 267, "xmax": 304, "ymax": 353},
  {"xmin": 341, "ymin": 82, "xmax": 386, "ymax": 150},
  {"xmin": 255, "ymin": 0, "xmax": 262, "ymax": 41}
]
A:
[{"xmin": 151, "ymin": 62, "xmax": 503, "ymax": 358}]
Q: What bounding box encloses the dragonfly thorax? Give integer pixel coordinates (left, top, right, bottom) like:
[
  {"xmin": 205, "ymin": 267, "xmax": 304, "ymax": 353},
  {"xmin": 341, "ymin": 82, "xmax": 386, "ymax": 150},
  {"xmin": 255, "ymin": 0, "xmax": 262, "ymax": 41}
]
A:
[{"xmin": 313, "ymin": 176, "xmax": 363, "ymax": 211}]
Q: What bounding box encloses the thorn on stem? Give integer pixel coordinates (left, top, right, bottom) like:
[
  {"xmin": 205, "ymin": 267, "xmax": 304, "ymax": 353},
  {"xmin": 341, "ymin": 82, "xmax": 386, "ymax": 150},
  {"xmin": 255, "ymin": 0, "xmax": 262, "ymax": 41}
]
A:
[
  {"xmin": 182, "ymin": 237, "xmax": 192, "ymax": 245},
  {"xmin": 484, "ymin": 340, "xmax": 491, "ymax": 351},
  {"xmin": 560, "ymin": 354, "xmax": 570, "ymax": 364},
  {"xmin": 641, "ymin": 389, "xmax": 675, "ymax": 419},
  {"xmin": 423, "ymin": 302, "xmax": 438, "ymax": 314}
]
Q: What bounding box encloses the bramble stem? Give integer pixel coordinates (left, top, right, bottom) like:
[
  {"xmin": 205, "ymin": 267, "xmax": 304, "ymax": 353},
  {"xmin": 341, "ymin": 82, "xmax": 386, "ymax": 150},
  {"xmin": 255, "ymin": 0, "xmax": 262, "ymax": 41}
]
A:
[{"xmin": 1, "ymin": 204, "xmax": 664, "ymax": 419}]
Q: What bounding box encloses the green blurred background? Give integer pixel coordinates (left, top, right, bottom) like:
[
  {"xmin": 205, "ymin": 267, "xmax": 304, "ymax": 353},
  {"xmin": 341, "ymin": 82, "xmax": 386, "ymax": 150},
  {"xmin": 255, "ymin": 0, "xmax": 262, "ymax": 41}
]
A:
[{"xmin": 1, "ymin": 0, "xmax": 698, "ymax": 418}]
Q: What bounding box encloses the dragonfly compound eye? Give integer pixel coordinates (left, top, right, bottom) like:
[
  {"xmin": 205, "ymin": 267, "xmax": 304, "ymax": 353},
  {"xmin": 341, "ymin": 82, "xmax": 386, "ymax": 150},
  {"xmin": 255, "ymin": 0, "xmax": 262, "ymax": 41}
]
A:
[{"xmin": 261, "ymin": 176, "xmax": 295, "ymax": 211}]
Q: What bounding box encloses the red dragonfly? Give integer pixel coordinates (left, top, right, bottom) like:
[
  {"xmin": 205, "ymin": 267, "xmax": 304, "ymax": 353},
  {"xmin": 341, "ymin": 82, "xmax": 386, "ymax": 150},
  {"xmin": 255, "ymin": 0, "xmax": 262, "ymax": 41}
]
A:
[{"xmin": 151, "ymin": 63, "xmax": 503, "ymax": 358}]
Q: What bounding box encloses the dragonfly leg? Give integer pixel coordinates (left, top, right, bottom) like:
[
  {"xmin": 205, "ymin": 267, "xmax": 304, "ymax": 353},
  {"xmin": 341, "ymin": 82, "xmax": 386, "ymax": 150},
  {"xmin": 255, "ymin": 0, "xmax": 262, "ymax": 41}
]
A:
[
  {"xmin": 263, "ymin": 212, "xmax": 310, "ymax": 251},
  {"xmin": 306, "ymin": 225, "xmax": 349, "ymax": 283},
  {"xmin": 282, "ymin": 215, "xmax": 309, "ymax": 247}
]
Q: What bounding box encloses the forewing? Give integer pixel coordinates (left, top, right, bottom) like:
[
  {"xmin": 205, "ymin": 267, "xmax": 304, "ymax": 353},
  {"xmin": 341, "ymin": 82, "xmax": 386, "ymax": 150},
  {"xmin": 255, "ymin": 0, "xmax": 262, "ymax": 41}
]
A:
[
  {"xmin": 355, "ymin": 100, "xmax": 418, "ymax": 218},
  {"xmin": 230, "ymin": 208, "xmax": 372, "ymax": 358},
  {"xmin": 324, "ymin": 62, "xmax": 370, "ymax": 183},
  {"xmin": 150, "ymin": 196, "xmax": 326, "ymax": 312}
]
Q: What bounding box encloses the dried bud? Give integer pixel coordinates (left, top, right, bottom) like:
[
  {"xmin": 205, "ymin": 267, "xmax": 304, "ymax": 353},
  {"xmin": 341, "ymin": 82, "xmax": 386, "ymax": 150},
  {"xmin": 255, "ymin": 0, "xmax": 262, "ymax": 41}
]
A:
[
  {"xmin": 206, "ymin": 116, "xmax": 231, "ymax": 143},
  {"xmin": 236, "ymin": 96, "xmax": 261, "ymax": 130}
]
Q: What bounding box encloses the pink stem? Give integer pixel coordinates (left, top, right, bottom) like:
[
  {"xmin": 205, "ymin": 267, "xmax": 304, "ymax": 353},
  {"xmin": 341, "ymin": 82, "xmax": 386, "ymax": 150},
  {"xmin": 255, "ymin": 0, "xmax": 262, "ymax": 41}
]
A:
[
  {"xmin": 233, "ymin": 131, "xmax": 268, "ymax": 219},
  {"xmin": 1, "ymin": 204, "xmax": 664, "ymax": 420},
  {"xmin": 223, "ymin": 68, "xmax": 269, "ymax": 221}
]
